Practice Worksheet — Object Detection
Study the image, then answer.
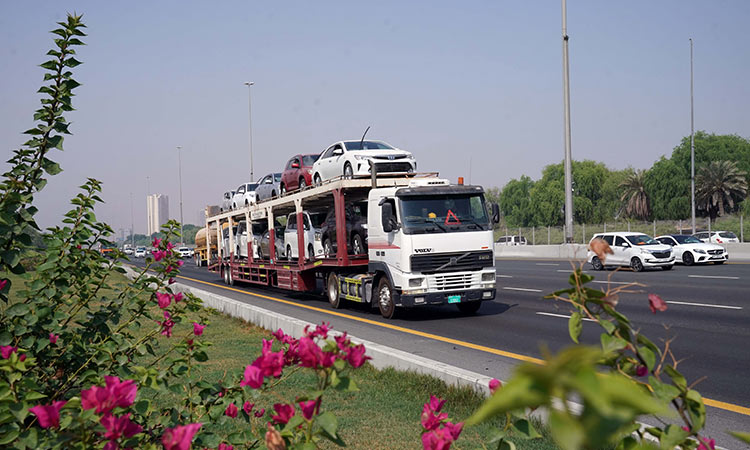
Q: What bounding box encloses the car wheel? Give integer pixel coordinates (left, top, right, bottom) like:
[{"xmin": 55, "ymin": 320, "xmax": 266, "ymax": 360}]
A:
[
  {"xmin": 377, "ymin": 276, "xmax": 397, "ymax": 319},
  {"xmin": 280, "ymin": 183, "xmax": 286, "ymax": 196},
  {"xmin": 299, "ymin": 178, "xmax": 307, "ymax": 189},
  {"xmin": 630, "ymin": 257, "xmax": 644, "ymax": 272},
  {"xmin": 274, "ymin": 246, "xmax": 280, "ymax": 261},
  {"xmin": 327, "ymin": 272, "xmax": 342, "ymax": 309},
  {"xmin": 714, "ymin": 261, "xmax": 725, "ymax": 265},
  {"xmin": 323, "ymin": 239, "xmax": 333, "ymax": 258},
  {"xmin": 272, "ymin": 190, "xmax": 276, "ymax": 198},
  {"xmin": 591, "ymin": 256, "xmax": 604, "ymax": 271},
  {"xmin": 682, "ymin": 252, "xmax": 694, "ymax": 266},
  {"xmin": 457, "ymin": 301, "xmax": 481, "ymax": 314},
  {"xmin": 232, "ymin": 203, "xmax": 237, "ymax": 210},
  {"xmin": 257, "ymin": 246, "xmax": 263, "ymax": 260},
  {"xmin": 314, "ymin": 174, "xmax": 322, "ymax": 186},
  {"xmin": 662, "ymin": 265, "xmax": 673, "ymax": 271},
  {"xmin": 343, "ymin": 163, "xmax": 353, "ymax": 179},
  {"xmin": 351, "ymin": 233, "xmax": 364, "ymax": 255},
  {"xmin": 307, "ymin": 244, "xmax": 314, "ymax": 261},
  {"xmin": 245, "ymin": 200, "xmax": 249, "ymax": 207},
  {"xmin": 286, "ymin": 245, "xmax": 293, "ymax": 261}
]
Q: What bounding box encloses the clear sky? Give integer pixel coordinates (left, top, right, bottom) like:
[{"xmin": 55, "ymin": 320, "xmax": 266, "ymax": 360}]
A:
[{"xmin": 2, "ymin": 1, "xmax": 749, "ymax": 234}]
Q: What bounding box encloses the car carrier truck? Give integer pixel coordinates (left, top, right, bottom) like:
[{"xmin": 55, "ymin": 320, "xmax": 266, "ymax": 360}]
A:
[{"xmin": 203, "ymin": 174, "xmax": 499, "ymax": 318}]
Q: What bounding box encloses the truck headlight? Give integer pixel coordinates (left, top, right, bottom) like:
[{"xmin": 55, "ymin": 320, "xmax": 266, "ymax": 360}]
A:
[
  {"xmin": 409, "ymin": 277, "xmax": 424, "ymax": 287},
  {"xmin": 482, "ymin": 272, "xmax": 495, "ymax": 282}
]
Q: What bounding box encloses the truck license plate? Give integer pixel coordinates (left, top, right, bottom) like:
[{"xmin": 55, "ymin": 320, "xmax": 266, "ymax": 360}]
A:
[{"xmin": 447, "ymin": 295, "xmax": 461, "ymax": 304}]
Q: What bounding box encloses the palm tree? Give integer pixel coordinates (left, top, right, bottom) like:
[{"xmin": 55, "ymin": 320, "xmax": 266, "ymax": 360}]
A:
[
  {"xmin": 619, "ymin": 169, "xmax": 651, "ymax": 220},
  {"xmin": 696, "ymin": 160, "xmax": 748, "ymax": 219}
]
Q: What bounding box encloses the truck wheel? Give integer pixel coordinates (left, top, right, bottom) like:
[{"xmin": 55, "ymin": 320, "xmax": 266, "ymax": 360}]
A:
[
  {"xmin": 327, "ymin": 272, "xmax": 342, "ymax": 309},
  {"xmin": 228, "ymin": 267, "xmax": 235, "ymax": 285},
  {"xmin": 222, "ymin": 265, "xmax": 229, "ymax": 284},
  {"xmin": 630, "ymin": 257, "xmax": 644, "ymax": 272},
  {"xmin": 457, "ymin": 301, "xmax": 481, "ymax": 314},
  {"xmin": 323, "ymin": 239, "xmax": 333, "ymax": 258},
  {"xmin": 352, "ymin": 233, "xmax": 364, "ymax": 255},
  {"xmin": 377, "ymin": 277, "xmax": 397, "ymax": 319}
]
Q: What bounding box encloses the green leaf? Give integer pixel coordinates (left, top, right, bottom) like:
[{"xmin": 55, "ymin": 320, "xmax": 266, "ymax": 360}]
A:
[
  {"xmin": 548, "ymin": 409, "xmax": 584, "ymax": 450},
  {"xmin": 5, "ymin": 303, "xmax": 30, "ymax": 317},
  {"xmin": 730, "ymin": 431, "xmax": 750, "ymax": 444},
  {"xmin": 568, "ymin": 311, "xmax": 582, "ymax": 343},
  {"xmin": 134, "ymin": 399, "xmax": 150, "ymax": 414},
  {"xmin": 0, "ymin": 429, "xmax": 19, "ymax": 445},
  {"xmin": 316, "ymin": 411, "xmax": 338, "ymax": 437},
  {"xmin": 600, "ymin": 333, "xmax": 628, "ymax": 354},
  {"xmin": 498, "ymin": 440, "xmax": 517, "ymax": 450},
  {"xmin": 649, "ymin": 377, "xmax": 680, "ymax": 403},
  {"xmin": 659, "ymin": 424, "xmax": 690, "ymax": 450},
  {"xmin": 663, "ymin": 365, "xmax": 687, "ymax": 391},
  {"xmin": 638, "ymin": 346, "xmax": 656, "ymax": 371},
  {"xmin": 685, "ymin": 389, "xmax": 706, "ymax": 431},
  {"xmin": 467, "ymin": 375, "xmax": 548, "ymax": 425},
  {"xmin": 510, "ymin": 418, "xmax": 542, "ymax": 439}
]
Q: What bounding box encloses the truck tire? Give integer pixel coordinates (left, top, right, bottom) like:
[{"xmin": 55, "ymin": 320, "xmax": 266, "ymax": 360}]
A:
[
  {"xmin": 377, "ymin": 276, "xmax": 397, "ymax": 319},
  {"xmin": 228, "ymin": 266, "xmax": 235, "ymax": 285},
  {"xmin": 222, "ymin": 265, "xmax": 229, "ymax": 284},
  {"xmin": 327, "ymin": 272, "xmax": 342, "ymax": 309},
  {"xmin": 457, "ymin": 301, "xmax": 481, "ymax": 314}
]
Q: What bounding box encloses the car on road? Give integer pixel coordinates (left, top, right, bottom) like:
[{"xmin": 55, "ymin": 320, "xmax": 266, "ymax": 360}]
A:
[
  {"xmin": 134, "ymin": 246, "xmax": 147, "ymax": 258},
  {"xmin": 311, "ymin": 140, "xmax": 416, "ymax": 184},
  {"xmin": 177, "ymin": 246, "xmax": 194, "ymax": 258},
  {"xmin": 319, "ymin": 201, "xmax": 368, "ymax": 257},
  {"xmin": 123, "ymin": 244, "xmax": 133, "ymax": 255},
  {"xmin": 254, "ymin": 173, "xmax": 282, "ymax": 202},
  {"xmin": 588, "ymin": 232, "xmax": 674, "ymax": 272},
  {"xmin": 231, "ymin": 183, "xmax": 259, "ymax": 209},
  {"xmin": 284, "ymin": 211, "xmax": 326, "ymax": 260},
  {"xmin": 496, "ymin": 235, "xmax": 527, "ymax": 245},
  {"xmin": 692, "ymin": 230, "xmax": 739, "ymax": 244},
  {"xmin": 280, "ymin": 154, "xmax": 319, "ymax": 195},
  {"xmin": 655, "ymin": 234, "xmax": 727, "ymax": 265},
  {"xmin": 220, "ymin": 190, "xmax": 235, "ymax": 212}
]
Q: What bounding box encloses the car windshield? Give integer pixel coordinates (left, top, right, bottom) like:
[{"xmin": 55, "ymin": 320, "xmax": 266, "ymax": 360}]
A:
[
  {"xmin": 719, "ymin": 231, "xmax": 737, "ymax": 238},
  {"xmin": 136, "ymin": 247, "xmax": 146, "ymax": 251},
  {"xmin": 274, "ymin": 173, "xmax": 282, "ymax": 182},
  {"xmin": 626, "ymin": 234, "xmax": 659, "ymax": 245},
  {"xmin": 344, "ymin": 141, "xmax": 394, "ymax": 151},
  {"xmin": 179, "ymin": 247, "xmax": 189, "ymax": 251},
  {"xmin": 673, "ymin": 235, "xmax": 702, "ymax": 244},
  {"xmin": 302, "ymin": 155, "xmax": 319, "ymax": 166},
  {"xmin": 400, "ymin": 194, "xmax": 489, "ymax": 234},
  {"xmin": 309, "ymin": 213, "xmax": 326, "ymax": 228},
  {"xmin": 247, "ymin": 183, "xmax": 259, "ymax": 190}
]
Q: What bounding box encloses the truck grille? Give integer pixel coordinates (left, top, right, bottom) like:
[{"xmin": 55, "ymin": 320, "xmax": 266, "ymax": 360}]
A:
[
  {"xmin": 651, "ymin": 251, "xmax": 671, "ymax": 259},
  {"xmin": 411, "ymin": 250, "xmax": 494, "ymax": 274},
  {"xmin": 428, "ymin": 272, "xmax": 481, "ymax": 291},
  {"xmin": 371, "ymin": 162, "xmax": 413, "ymax": 173}
]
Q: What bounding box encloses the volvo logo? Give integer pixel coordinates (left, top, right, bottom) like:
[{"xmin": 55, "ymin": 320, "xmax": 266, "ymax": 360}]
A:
[{"xmin": 414, "ymin": 248, "xmax": 433, "ymax": 253}]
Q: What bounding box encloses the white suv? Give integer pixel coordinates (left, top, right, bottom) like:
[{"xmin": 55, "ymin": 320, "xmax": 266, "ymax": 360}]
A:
[{"xmin": 588, "ymin": 232, "xmax": 674, "ymax": 272}]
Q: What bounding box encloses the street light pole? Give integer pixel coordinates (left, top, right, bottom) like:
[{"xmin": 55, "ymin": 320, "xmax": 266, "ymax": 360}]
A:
[
  {"xmin": 244, "ymin": 81, "xmax": 255, "ymax": 181},
  {"xmin": 690, "ymin": 38, "xmax": 696, "ymax": 234},
  {"xmin": 561, "ymin": 0, "xmax": 574, "ymax": 243},
  {"xmin": 176, "ymin": 146, "xmax": 184, "ymax": 245},
  {"xmin": 130, "ymin": 192, "xmax": 135, "ymax": 249}
]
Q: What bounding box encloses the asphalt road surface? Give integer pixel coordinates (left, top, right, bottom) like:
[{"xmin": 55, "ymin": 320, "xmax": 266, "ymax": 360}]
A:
[{"xmin": 128, "ymin": 257, "xmax": 750, "ymax": 446}]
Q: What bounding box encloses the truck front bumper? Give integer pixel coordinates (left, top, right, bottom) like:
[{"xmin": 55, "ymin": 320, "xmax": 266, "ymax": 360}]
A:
[{"xmin": 397, "ymin": 288, "xmax": 496, "ymax": 308}]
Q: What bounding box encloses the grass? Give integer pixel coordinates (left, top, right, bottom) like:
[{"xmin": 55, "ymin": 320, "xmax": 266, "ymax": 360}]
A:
[{"xmin": 3, "ymin": 268, "xmax": 559, "ymax": 449}]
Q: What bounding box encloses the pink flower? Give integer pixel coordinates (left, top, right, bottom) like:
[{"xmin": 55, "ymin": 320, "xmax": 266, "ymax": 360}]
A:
[
  {"xmin": 428, "ymin": 395, "xmax": 446, "ymax": 413},
  {"xmin": 648, "ymin": 293, "xmax": 667, "ymax": 313},
  {"xmin": 636, "ymin": 365, "xmax": 648, "ymax": 377},
  {"xmin": 1, "ymin": 345, "xmax": 18, "ymax": 359},
  {"xmin": 168, "ymin": 277, "xmax": 175, "ymax": 284},
  {"xmin": 225, "ymin": 403, "xmax": 238, "ymax": 418},
  {"xmin": 161, "ymin": 423, "xmax": 202, "ymax": 450},
  {"xmin": 49, "ymin": 333, "xmax": 59, "ymax": 344},
  {"xmin": 0, "ymin": 279, "xmax": 7, "ymax": 290},
  {"xmin": 299, "ymin": 400, "xmax": 317, "ymax": 420},
  {"xmin": 19, "ymin": 353, "xmax": 26, "ymax": 362},
  {"xmin": 443, "ymin": 422, "xmax": 464, "ymax": 440},
  {"xmin": 271, "ymin": 403, "xmax": 295, "ymax": 425},
  {"xmin": 297, "ymin": 336, "xmax": 324, "ymax": 368},
  {"xmin": 100, "ymin": 413, "xmax": 142, "ymax": 440},
  {"xmin": 253, "ymin": 349, "xmax": 285, "ymax": 377},
  {"xmin": 218, "ymin": 444, "xmax": 234, "ymax": 450},
  {"xmin": 166, "ymin": 241, "xmax": 175, "ymax": 251},
  {"xmin": 489, "ymin": 378, "xmax": 502, "ymax": 394},
  {"xmin": 421, "ymin": 427, "xmax": 455, "ymax": 450},
  {"xmin": 156, "ymin": 292, "xmax": 171, "ymax": 309},
  {"xmin": 159, "ymin": 311, "xmax": 175, "ymax": 337},
  {"xmin": 177, "ymin": 260, "xmax": 185, "ymax": 267},
  {"xmin": 193, "ymin": 322, "xmax": 205, "ymax": 336},
  {"xmin": 254, "ymin": 408, "xmax": 265, "ymax": 418},
  {"xmin": 81, "ymin": 376, "xmax": 138, "ymax": 414},
  {"xmin": 174, "ymin": 292, "xmax": 184, "ymax": 302},
  {"xmin": 272, "ymin": 328, "xmax": 294, "ymax": 345},
  {"xmin": 152, "ymin": 238, "xmax": 162, "ymax": 248},
  {"xmin": 697, "ymin": 437, "xmax": 716, "ymax": 450},
  {"xmin": 152, "ymin": 250, "xmax": 166, "ymax": 261},
  {"xmin": 240, "ymin": 364, "xmax": 264, "ymax": 389},
  {"xmin": 165, "ymin": 265, "xmax": 174, "ymax": 274},
  {"xmin": 29, "ymin": 401, "xmax": 66, "ymax": 428},
  {"xmin": 243, "ymin": 401, "xmax": 254, "ymax": 415},
  {"xmin": 421, "ymin": 403, "xmax": 448, "ymax": 431},
  {"xmin": 346, "ymin": 344, "xmax": 370, "ymax": 368}
]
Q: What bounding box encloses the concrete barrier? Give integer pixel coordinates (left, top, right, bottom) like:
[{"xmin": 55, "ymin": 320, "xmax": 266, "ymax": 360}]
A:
[{"xmin": 495, "ymin": 242, "xmax": 750, "ymax": 261}]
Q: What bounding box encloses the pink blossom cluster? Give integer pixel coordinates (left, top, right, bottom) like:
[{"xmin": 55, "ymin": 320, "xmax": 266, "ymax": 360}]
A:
[
  {"xmin": 150, "ymin": 238, "xmax": 184, "ymax": 273},
  {"xmin": 420, "ymin": 395, "xmax": 463, "ymax": 450},
  {"xmin": 1, "ymin": 345, "xmax": 25, "ymax": 361},
  {"xmin": 156, "ymin": 291, "xmax": 184, "ymax": 309},
  {"xmin": 682, "ymin": 427, "xmax": 716, "ymax": 450}
]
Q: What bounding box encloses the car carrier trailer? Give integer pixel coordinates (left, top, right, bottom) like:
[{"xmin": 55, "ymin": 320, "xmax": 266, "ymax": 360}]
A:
[{"xmin": 204, "ymin": 174, "xmax": 499, "ymax": 318}]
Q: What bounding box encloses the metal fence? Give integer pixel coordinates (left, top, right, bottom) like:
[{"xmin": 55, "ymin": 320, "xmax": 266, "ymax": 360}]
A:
[{"xmin": 495, "ymin": 215, "xmax": 748, "ymax": 245}]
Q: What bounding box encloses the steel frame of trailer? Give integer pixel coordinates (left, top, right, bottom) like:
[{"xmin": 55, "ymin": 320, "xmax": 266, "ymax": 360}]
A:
[{"xmin": 204, "ymin": 174, "xmax": 437, "ymax": 293}]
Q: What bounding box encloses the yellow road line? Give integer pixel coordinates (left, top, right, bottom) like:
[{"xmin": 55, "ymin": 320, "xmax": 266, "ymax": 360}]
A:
[{"xmin": 176, "ymin": 273, "xmax": 750, "ymax": 416}]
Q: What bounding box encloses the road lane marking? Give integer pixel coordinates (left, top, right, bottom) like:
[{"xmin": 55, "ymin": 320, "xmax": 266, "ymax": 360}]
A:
[
  {"xmin": 161, "ymin": 270, "xmax": 750, "ymax": 418},
  {"xmin": 591, "ymin": 280, "xmax": 632, "ymax": 285},
  {"xmin": 502, "ymin": 287, "xmax": 543, "ymax": 293},
  {"xmin": 535, "ymin": 263, "xmax": 559, "ymax": 266},
  {"xmin": 535, "ymin": 312, "xmax": 596, "ymax": 322},
  {"xmin": 556, "ymin": 269, "xmax": 590, "ymax": 273},
  {"xmin": 666, "ymin": 300, "xmax": 742, "ymax": 310},
  {"xmin": 688, "ymin": 275, "xmax": 739, "ymax": 280},
  {"xmin": 496, "ymin": 275, "xmax": 514, "ymax": 278}
]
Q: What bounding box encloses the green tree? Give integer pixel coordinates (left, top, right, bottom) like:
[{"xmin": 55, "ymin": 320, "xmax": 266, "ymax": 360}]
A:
[
  {"xmin": 619, "ymin": 169, "xmax": 651, "ymax": 220},
  {"xmin": 695, "ymin": 160, "xmax": 748, "ymax": 219},
  {"xmin": 670, "ymin": 131, "xmax": 750, "ymax": 186},
  {"xmin": 498, "ymin": 176, "xmax": 535, "ymax": 227},
  {"xmin": 644, "ymin": 157, "xmax": 690, "ymax": 220}
]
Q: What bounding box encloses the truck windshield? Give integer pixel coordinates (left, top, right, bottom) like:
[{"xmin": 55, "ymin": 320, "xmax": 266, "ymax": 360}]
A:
[{"xmin": 400, "ymin": 194, "xmax": 489, "ymax": 234}]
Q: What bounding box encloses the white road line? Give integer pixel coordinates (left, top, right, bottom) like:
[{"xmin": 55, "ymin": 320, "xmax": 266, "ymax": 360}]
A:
[
  {"xmin": 590, "ymin": 280, "xmax": 632, "ymax": 285},
  {"xmin": 536, "ymin": 312, "xmax": 596, "ymax": 322},
  {"xmin": 496, "ymin": 275, "xmax": 514, "ymax": 278},
  {"xmin": 666, "ymin": 300, "xmax": 742, "ymax": 310},
  {"xmin": 688, "ymin": 275, "xmax": 740, "ymax": 280},
  {"xmin": 557, "ymin": 269, "xmax": 589, "ymax": 273},
  {"xmin": 502, "ymin": 287, "xmax": 543, "ymax": 293},
  {"xmin": 536, "ymin": 263, "xmax": 560, "ymax": 266}
]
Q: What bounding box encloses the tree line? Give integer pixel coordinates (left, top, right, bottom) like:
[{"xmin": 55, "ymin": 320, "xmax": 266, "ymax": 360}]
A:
[{"xmin": 493, "ymin": 132, "xmax": 750, "ymax": 227}]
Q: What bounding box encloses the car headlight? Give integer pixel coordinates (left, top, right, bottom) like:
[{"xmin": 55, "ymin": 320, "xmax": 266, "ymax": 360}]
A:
[
  {"xmin": 314, "ymin": 232, "xmax": 321, "ymax": 241},
  {"xmin": 353, "ymin": 154, "xmax": 369, "ymax": 161},
  {"xmin": 409, "ymin": 278, "xmax": 424, "ymax": 287},
  {"xmin": 694, "ymin": 248, "xmax": 706, "ymax": 254},
  {"xmin": 307, "ymin": 169, "xmax": 313, "ymax": 174}
]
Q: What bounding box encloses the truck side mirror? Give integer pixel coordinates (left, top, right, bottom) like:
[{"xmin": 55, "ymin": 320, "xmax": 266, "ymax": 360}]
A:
[
  {"xmin": 382, "ymin": 203, "xmax": 396, "ymax": 233},
  {"xmin": 491, "ymin": 203, "xmax": 500, "ymax": 224}
]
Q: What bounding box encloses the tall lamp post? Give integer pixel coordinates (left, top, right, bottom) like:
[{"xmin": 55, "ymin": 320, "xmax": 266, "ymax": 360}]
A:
[
  {"xmin": 690, "ymin": 38, "xmax": 696, "ymax": 234},
  {"xmin": 561, "ymin": 0, "xmax": 574, "ymax": 243},
  {"xmin": 244, "ymin": 81, "xmax": 255, "ymax": 181},
  {"xmin": 176, "ymin": 145, "xmax": 184, "ymax": 245},
  {"xmin": 130, "ymin": 192, "xmax": 135, "ymax": 249}
]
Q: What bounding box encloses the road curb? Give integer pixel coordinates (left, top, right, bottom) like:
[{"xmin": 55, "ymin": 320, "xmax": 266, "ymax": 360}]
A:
[{"xmin": 170, "ymin": 280, "xmax": 497, "ymax": 397}]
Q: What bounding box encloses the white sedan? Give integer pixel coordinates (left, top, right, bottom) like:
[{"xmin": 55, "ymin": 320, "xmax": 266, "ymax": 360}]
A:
[
  {"xmin": 231, "ymin": 182, "xmax": 259, "ymax": 209},
  {"xmin": 311, "ymin": 140, "xmax": 416, "ymax": 184},
  {"xmin": 655, "ymin": 234, "xmax": 728, "ymax": 265}
]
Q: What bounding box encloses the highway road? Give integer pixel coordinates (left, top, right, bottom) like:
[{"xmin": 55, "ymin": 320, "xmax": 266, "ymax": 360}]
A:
[{"xmin": 129, "ymin": 257, "xmax": 750, "ymax": 445}]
